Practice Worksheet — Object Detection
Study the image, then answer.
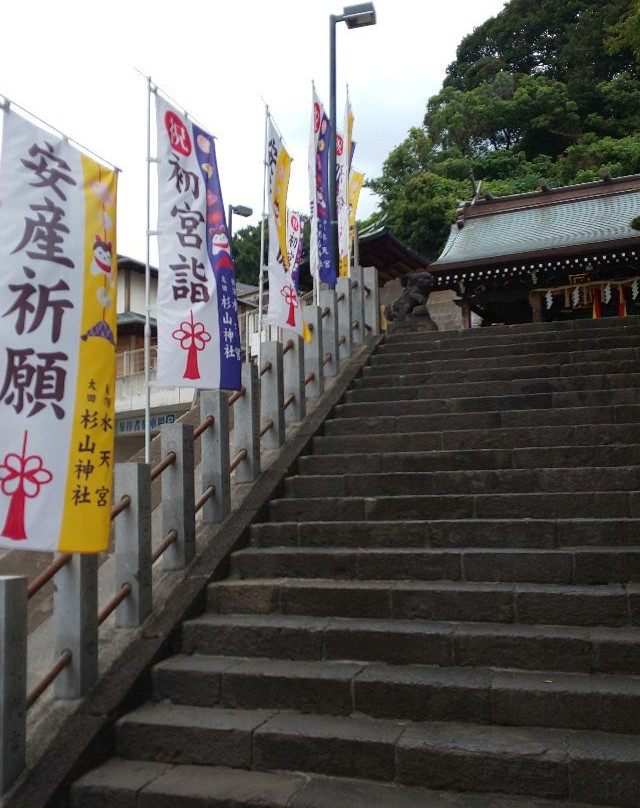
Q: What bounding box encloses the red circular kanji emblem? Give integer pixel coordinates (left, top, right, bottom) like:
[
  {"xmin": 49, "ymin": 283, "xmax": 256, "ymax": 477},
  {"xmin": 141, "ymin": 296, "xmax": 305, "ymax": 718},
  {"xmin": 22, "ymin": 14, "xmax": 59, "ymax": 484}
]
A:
[{"xmin": 164, "ymin": 111, "xmax": 192, "ymax": 156}]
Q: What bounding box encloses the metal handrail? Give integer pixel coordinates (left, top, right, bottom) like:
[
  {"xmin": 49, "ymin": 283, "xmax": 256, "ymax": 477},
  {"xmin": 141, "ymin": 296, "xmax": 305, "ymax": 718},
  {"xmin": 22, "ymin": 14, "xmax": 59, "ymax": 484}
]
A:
[
  {"xmin": 151, "ymin": 530, "xmax": 177, "ymax": 564},
  {"xmin": 229, "ymin": 448, "xmax": 248, "ymax": 472},
  {"xmin": 193, "ymin": 415, "xmax": 215, "ymax": 439},
  {"xmin": 98, "ymin": 584, "xmax": 132, "ymax": 626},
  {"xmin": 150, "ymin": 451, "xmax": 176, "ymax": 482},
  {"xmin": 26, "ymin": 651, "xmax": 72, "ymax": 709},
  {"xmin": 228, "ymin": 387, "xmax": 246, "ymax": 407},
  {"xmin": 27, "ymin": 554, "xmax": 73, "ymax": 600},
  {"xmin": 195, "ymin": 485, "xmax": 216, "ymax": 513}
]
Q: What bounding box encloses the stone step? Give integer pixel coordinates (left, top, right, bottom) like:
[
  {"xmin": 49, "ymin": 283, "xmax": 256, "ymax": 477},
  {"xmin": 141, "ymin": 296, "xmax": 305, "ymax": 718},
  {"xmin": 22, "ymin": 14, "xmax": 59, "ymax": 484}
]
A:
[
  {"xmin": 181, "ymin": 613, "xmax": 640, "ymax": 675},
  {"xmin": 313, "ymin": 422, "xmax": 640, "ymax": 454},
  {"xmin": 210, "ymin": 577, "xmax": 638, "ymax": 629},
  {"xmin": 369, "ymin": 335, "xmax": 640, "ymax": 365},
  {"xmin": 385, "ymin": 315, "xmax": 640, "ymax": 345},
  {"xmin": 230, "ymin": 546, "xmax": 640, "ymax": 585},
  {"xmin": 362, "ymin": 346, "xmax": 639, "ymax": 376},
  {"xmin": 151, "ymin": 653, "xmax": 640, "ymax": 735},
  {"xmin": 249, "ymin": 519, "xmax": 640, "ymax": 550},
  {"xmin": 334, "ymin": 388, "xmax": 640, "ymax": 419},
  {"xmin": 352, "ymin": 358, "xmax": 640, "ymax": 389},
  {"xmin": 346, "ymin": 373, "xmax": 640, "ymax": 404},
  {"xmin": 113, "ymin": 703, "xmax": 640, "ymax": 804},
  {"xmin": 322, "ymin": 404, "xmax": 640, "ymax": 437},
  {"xmin": 71, "ymin": 759, "xmax": 612, "ymax": 808},
  {"xmin": 297, "ymin": 445, "xmax": 640, "ymax": 474},
  {"xmin": 283, "ymin": 468, "xmax": 640, "ymax": 498},
  {"xmin": 267, "ymin": 492, "xmax": 640, "ymax": 523},
  {"xmin": 380, "ymin": 321, "xmax": 640, "ymax": 352}
]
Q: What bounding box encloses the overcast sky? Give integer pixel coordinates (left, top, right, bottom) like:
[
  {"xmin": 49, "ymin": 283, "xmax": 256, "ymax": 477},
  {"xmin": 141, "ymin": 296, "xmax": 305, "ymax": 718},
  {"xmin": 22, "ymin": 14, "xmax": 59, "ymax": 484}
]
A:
[{"xmin": 0, "ymin": 0, "xmax": 506, "ymax": 263}]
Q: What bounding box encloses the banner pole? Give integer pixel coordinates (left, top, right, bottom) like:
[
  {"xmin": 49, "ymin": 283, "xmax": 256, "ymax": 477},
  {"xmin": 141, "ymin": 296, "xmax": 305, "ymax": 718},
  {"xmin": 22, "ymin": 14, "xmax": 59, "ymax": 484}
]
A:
[
  {"xmin": 257, "ymin": 104, "xmax": 269, "ymax": 370},
  {"xmin": 144, "ymin": 77, "xmax": 153, "ymax": 463}
]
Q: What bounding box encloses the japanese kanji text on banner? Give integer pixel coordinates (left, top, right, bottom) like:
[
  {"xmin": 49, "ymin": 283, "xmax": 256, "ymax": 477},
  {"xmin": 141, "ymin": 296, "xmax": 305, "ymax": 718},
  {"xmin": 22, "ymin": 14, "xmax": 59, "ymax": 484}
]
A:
[
  {"xmin": 0, "ymin": 109, "xmax": 117, "ymax": 553},
  {"xmin": 308, "ymin": 88, "xmax": 335, "ymax": 286},
  {"xmin": 265, "ymin": 118, "xmax": 305, "ymax": 337},
  {"xmin": 156, "ymin": 96, "xmax": 242, "ymax": 391}
]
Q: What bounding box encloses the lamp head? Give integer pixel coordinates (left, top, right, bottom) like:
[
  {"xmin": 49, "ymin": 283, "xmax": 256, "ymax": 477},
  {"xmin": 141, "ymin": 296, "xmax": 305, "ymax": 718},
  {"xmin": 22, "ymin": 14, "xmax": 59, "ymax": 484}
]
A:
[
  {"xmin": 342, "ymin": 2, "xmax": 376, "ymax": 28},
  {"xmin": 231, "ymin": 205, "xmax": 253, "ymax": 218}
]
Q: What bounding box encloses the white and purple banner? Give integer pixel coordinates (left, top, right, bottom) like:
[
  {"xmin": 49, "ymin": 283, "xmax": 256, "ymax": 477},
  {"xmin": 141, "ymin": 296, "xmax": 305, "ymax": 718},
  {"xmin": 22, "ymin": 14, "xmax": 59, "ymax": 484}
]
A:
[
  {"xmin": 156, "ymin": 96, "xmax": 241, "ymax": 391},
  {"xmin": 287, "ymin": 210, "xmax": 305, "ymax": 292},
  {"xmin": 309, "ymin": 87, "xmax": 335, "ymax": 286}
]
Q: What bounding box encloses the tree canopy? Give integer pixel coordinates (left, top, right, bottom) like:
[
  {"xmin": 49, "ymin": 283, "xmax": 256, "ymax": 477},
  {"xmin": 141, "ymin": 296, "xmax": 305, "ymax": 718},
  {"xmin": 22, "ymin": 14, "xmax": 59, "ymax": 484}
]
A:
[{"xmin": 368, "ymin": 0, "xmax": 640, "ymax": 260}]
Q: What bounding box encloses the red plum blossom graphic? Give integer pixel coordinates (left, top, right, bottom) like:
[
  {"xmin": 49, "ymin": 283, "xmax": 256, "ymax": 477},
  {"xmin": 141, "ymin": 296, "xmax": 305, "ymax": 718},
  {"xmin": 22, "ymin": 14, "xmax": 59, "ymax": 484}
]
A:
[
  {"xmin": 172, "ymin": 309, "xmax": 211, "ymax": 380},
  {"xmin": 0, "ymin": 431, "xmax": 53, "ymax": 541},
  {"xmin": 281, "ymin": 284, "xmax": 298, "ymax": 327}
]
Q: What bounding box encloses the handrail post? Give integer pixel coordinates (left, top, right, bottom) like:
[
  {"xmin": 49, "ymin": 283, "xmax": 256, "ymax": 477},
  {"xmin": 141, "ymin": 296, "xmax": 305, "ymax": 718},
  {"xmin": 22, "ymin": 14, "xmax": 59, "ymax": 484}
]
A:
[
  {"xmin": 336, "ymin": 276, "xmax": 352, "ymax": 360},
  {"xmin": 303, "ymin": 305, "xmax": 324, "ymax": 398},
  {"xmin": 200, "ymin": 391, "xmax": 231, "ymax": 523},
  {"xmin": 234, "ymin": 363, "xmax": 260, "ymax": 482},
  {"xmin": 260, "ymin": 341, "xmax": 285, "ymax": 449},
  {"xmin": 0, "ymin": 576, "xmax": 27, "ymax": 792},
  {"xmin": 115, "ymin": 463, "xmax": 152, "ymax": 628},
  {"xmin": 350, "ymin": 265, "xmax": 365, "ymax": 344},
  {"xmin": 283, "ymin": 335, "xmax": 305, "ymax": 424},
  {"xmin": 161, "ymin": 423, "xmax": 195, "ymax": 570},
  {"xmin": 319, "ymin": 289, "xmax": 339, "ymax": 377},
  {"xmin": 363, "ymin": 266, "xmax": 380, "ymax": 336},
  {"xmin": 54, "ymin": 554, "xmax": 98, "ymax": 698}
]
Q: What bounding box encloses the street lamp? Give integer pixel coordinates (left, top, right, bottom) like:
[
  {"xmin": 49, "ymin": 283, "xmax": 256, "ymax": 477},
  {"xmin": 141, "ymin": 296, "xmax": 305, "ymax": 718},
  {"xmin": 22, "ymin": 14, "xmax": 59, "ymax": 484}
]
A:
[
  {"xmin": 329, "ymin": 3, "xmax": 376, "ymax": 282},
  {"xmin": 228, "ymin": 203, "xmax": 253, "ymax": 240}
]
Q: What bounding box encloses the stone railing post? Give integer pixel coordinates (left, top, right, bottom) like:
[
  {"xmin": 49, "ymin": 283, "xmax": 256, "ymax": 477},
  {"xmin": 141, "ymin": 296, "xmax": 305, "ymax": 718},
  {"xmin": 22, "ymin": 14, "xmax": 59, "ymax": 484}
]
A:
[
  {"xmin": 303, "ymin": 304, "xmax": 324, "ymax": 398},
  {"xmin": 234, "ymin": 363, "xmax": 260, "ymax": 482},
  {"xmin": 54, "ymin": 554, "xmax": 98, "ymax": 699},
  {"xmin": 336, "ymin": 276, "xmax": 352, "ymax": 361},
  {"xmin": 161, "ymin": 423, "xmax": 195, "ymax": 571},
  {"xmin": 114, "ymin": 463, "xmax": 152, "ymax": 628},
  {"xmin": 319, "ymin": 289, "xmax": 339, "ymax": 377},
  {"xmin": 363, "ymin": 266, "xmax": 380, "ymax": 336},
  {"xmin": 350, "ymin": 265, "xmax": 365, "ymax": 345},
  {"xmin": 283, "ymin": 335, "xmax": 305, "ymax": 424},
  {"xmin": 0, "ymin": 576, "xmax": 26, "ymax": 793},
  {"xmin": 260, "ymin": 341, "xmax": 285, "ymax": 450},
  {"xmin": 200, "ymin": 390, "xmax": 231, "ymax": 523}
]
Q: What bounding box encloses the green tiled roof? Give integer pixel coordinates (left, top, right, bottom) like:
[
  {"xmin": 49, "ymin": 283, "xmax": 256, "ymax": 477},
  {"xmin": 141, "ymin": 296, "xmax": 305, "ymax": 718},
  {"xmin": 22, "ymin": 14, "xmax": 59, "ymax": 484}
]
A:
[{"xmin": 431, "ymin": 178, "xmax": 640, "ymax": 271}]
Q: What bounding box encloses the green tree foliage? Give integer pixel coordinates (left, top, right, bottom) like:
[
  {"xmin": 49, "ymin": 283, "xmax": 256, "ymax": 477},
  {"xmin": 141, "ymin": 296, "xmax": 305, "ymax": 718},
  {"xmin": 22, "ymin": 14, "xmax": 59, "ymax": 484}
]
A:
[
  {"xmin": 231, "ymin": 224, "xmax": 265, "ymax": 286},
  {"xmin": 368, "ymin": 0, "xmax": 640, "ymax": 259}
]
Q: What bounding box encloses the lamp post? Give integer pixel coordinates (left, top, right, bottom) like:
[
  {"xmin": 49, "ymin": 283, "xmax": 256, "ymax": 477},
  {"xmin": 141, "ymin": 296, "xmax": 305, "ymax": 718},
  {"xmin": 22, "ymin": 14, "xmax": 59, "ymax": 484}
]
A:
[
  {"xmin": 227, "ymin": 203, "xmax": 253, "ymax": 256},
  {"xmin": 329, "ymin": 3, "xmax": 376, "ymax": 283}
]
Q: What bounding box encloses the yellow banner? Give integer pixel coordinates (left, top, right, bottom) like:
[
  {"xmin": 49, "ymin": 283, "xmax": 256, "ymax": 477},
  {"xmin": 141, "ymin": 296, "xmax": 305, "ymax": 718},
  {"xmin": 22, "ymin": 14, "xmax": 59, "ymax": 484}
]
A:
[
  {"xmin": 274, "ymin": 147, "xmax": 292, "ymax": 270},
  {"xmin": 60, "ymin": 159, "xmax": 117, "ymax": 552},
  {"xmin": 349, "ymin": 171, "xmax": 364, "ymax": 228}
]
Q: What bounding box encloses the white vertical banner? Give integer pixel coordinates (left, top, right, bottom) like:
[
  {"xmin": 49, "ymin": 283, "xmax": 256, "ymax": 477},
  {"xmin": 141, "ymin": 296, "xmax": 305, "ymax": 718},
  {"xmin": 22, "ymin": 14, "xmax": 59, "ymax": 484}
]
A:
[
  {"xmin": 155, "ymin": 95, "xmax": 242, "ymax": 391},
  {"xmin": 265, "ymin": 116, "xmax": 304, "ymax": 337},
  {"xmin": 338, "ymin": 89, "xmax": 354, "ymax": 277},
  {"xmin": 0, "ymin": 108, "xmax": 117, "ymax": 553}
]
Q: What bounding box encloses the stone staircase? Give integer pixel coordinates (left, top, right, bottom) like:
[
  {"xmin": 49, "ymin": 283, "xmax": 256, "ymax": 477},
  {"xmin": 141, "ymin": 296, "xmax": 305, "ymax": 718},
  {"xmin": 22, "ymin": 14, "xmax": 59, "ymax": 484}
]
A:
[{"xmin": 72, "ymin": 317, "xmax": 640, "ymax": 807}]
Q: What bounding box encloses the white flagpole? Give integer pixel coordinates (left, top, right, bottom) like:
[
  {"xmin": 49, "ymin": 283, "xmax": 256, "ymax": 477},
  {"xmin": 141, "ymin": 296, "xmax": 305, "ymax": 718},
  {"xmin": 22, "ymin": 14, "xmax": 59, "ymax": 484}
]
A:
[
  {"xmin": 144, "ymin": 77, "xmax": 154, "ymax": 463},
  {"xmin": 257, "ymin": 103, "xmax": 269, "ymax": 371}
]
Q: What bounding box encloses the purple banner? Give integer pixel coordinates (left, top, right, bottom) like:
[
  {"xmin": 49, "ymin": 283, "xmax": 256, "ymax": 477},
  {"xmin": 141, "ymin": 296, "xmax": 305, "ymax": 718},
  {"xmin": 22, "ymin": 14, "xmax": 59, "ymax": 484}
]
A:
[
  {"xmin": 315, "ymin": 111, "xmax": 335, "ymax": 286},
  {"xmin": 193, "ymin": 124, "xmax": 242, "ymax": 391}
]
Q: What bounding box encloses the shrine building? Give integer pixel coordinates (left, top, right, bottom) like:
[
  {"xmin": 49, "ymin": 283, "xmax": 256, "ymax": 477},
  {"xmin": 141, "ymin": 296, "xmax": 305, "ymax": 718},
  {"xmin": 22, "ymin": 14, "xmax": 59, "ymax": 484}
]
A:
[{"xmin": 428, "ymin": 173, "xmax": 640, "ymax": 328}]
